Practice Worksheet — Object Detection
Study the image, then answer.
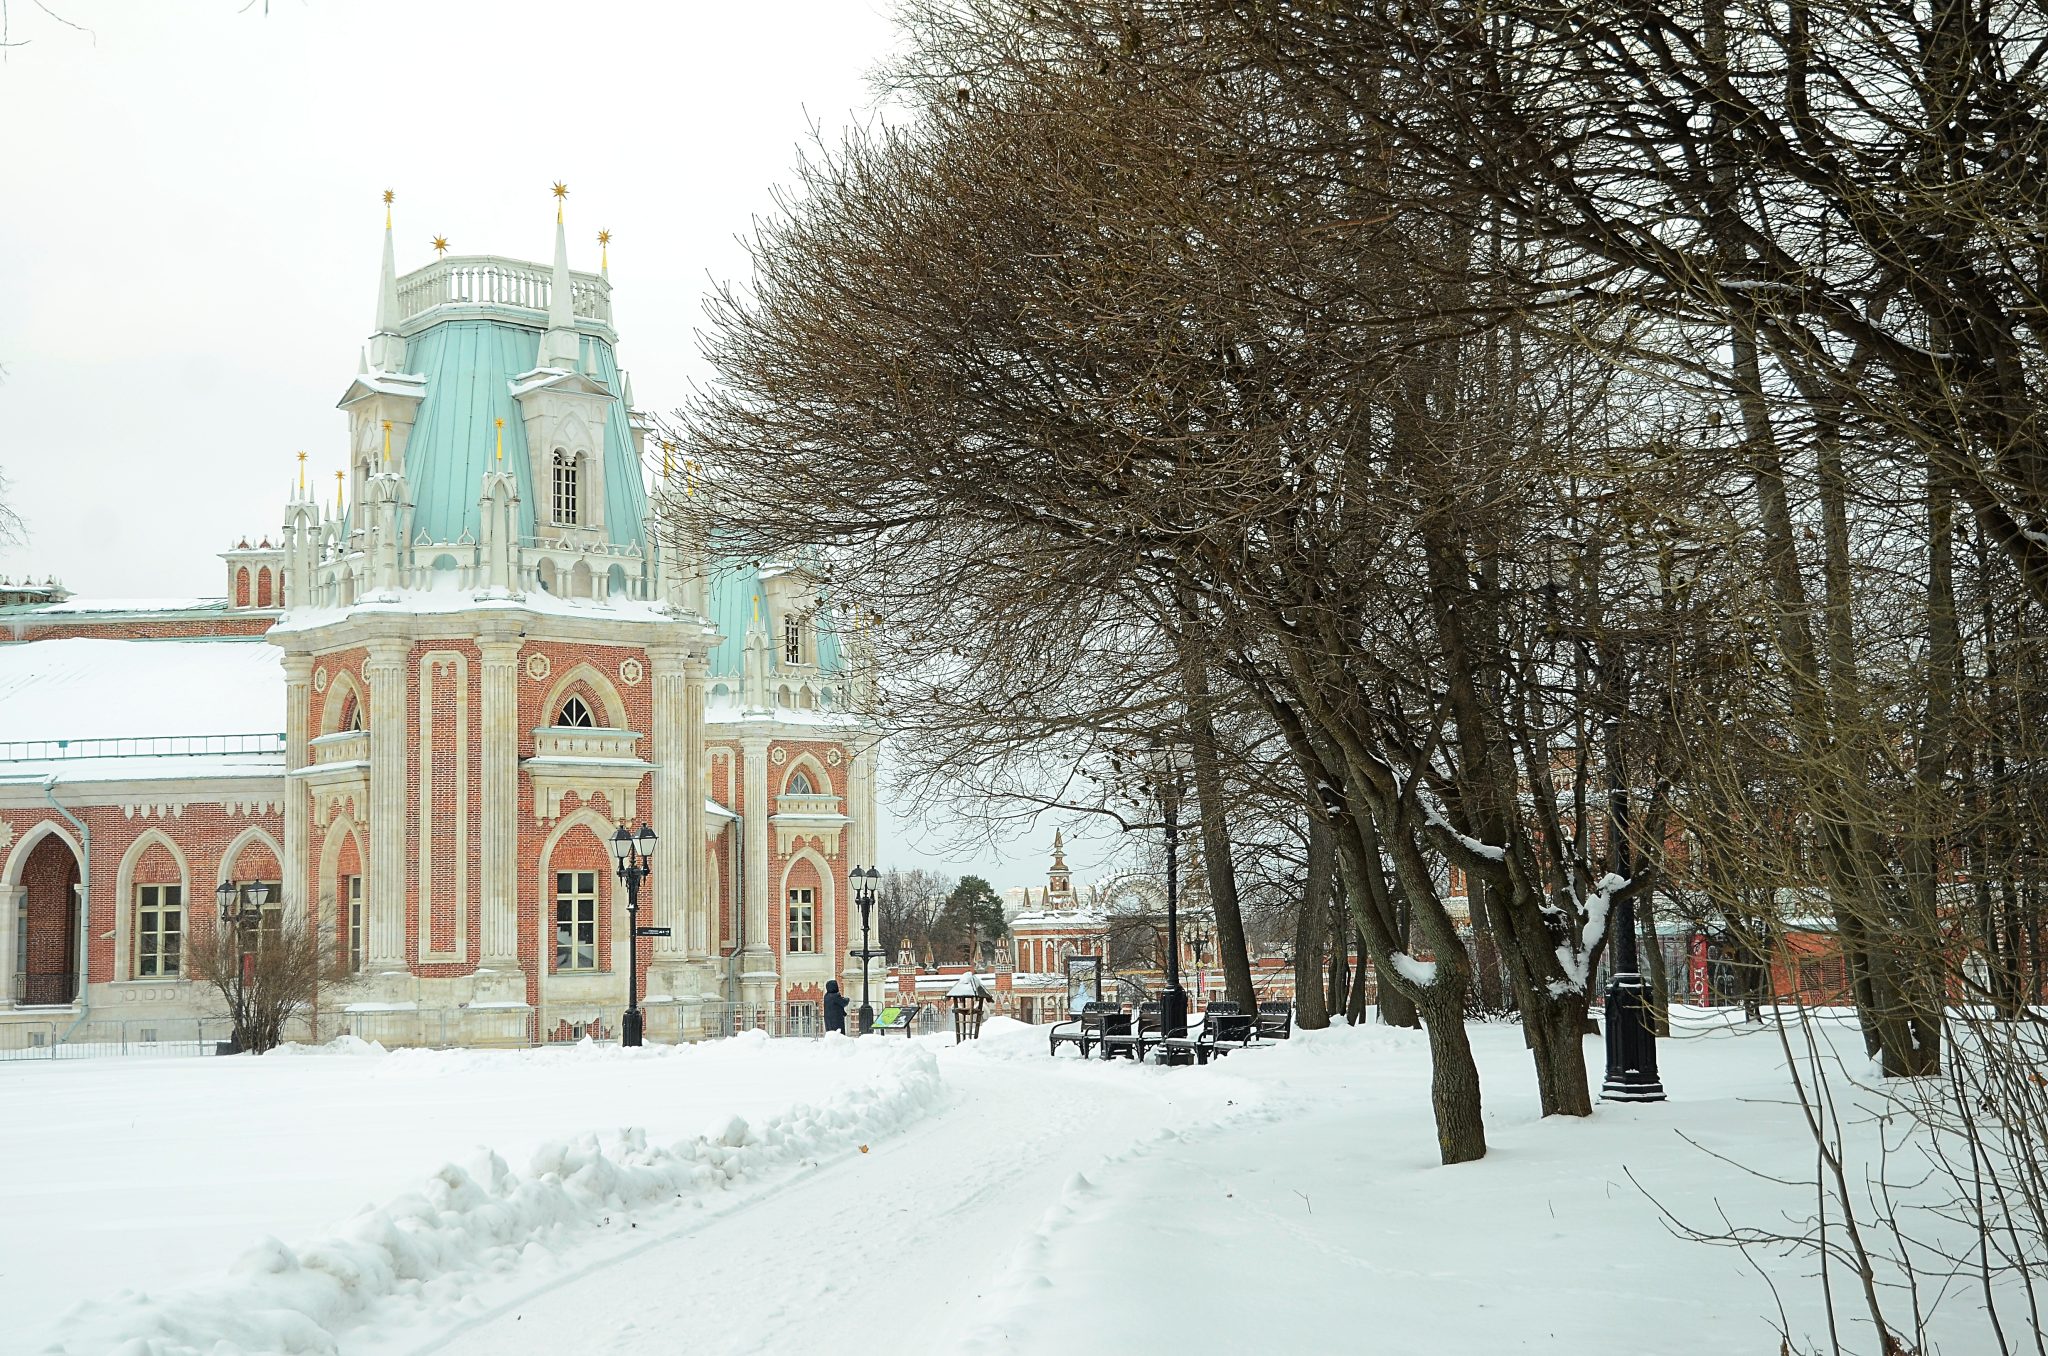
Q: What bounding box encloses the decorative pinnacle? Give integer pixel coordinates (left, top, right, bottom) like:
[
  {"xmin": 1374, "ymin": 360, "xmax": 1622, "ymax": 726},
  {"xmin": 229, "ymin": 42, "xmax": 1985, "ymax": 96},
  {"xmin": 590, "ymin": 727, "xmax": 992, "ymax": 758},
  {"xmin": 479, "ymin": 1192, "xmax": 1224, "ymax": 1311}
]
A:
[
  {"xmin": 551, "ymin": 180, "xmax": 568, "ymax": 223},
  {"xmin": 296, "ymin": 450, "xmax": 307, "ymax": 492},
  {"xmin": 495, "ymin": 416, "xmax": 505, "ymax": 462},
  {"xmin": 381, "ymin": 419, "xmax": 392, "ymax": 464},
  {"xmin": 597, "ymin": 227, "xmax": 611, "ymax": 271},
  {"xmin": 431, "ymin": 234, "xmax": 450, "ymax": 256},
  {"xmin": 382, "ymin": 187, "xmax": 394, "ymax": 228}
]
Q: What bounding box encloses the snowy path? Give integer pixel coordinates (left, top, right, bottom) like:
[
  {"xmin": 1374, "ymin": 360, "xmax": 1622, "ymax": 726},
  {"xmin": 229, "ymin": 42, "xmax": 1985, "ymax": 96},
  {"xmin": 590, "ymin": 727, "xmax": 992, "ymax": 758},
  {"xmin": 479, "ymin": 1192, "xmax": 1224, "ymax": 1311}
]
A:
[
  {"xmin": 383, "ymin": 1045, "xmax": 1224, "ymax": 1356},
  {"xmin": 21, "ymin": 1012, "xmax": 2022, "ymax": 1354}
]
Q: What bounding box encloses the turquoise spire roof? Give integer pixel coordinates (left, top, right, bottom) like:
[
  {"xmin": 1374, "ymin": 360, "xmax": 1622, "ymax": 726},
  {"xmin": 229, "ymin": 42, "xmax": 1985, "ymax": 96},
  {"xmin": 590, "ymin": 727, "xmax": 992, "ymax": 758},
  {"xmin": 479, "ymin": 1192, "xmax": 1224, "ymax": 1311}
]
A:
[
  {"xmin": 704, "ymin": 560, "xmax": 845, "ymax": 680},
  {"xmin": 398, "ymin": 320, "xmax": 646, "ymax": 551}
]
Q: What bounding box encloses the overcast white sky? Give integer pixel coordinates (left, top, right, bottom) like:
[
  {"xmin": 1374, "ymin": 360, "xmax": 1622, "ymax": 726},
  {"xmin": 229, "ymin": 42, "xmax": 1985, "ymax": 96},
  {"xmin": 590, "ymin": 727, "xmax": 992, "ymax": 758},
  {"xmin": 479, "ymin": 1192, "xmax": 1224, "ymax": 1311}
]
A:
[{"xmin": 0, "ymin": 0, "xmax": 1134, "ymax": 894}]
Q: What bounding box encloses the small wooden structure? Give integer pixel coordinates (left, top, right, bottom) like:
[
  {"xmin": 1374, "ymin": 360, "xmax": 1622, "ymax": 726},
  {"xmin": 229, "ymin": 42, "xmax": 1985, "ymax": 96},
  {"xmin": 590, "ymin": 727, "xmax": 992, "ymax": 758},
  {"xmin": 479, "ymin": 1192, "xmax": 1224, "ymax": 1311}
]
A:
[{"xmin": 947, "ymin": 972, "xmax": 995, "ymax": 1041}]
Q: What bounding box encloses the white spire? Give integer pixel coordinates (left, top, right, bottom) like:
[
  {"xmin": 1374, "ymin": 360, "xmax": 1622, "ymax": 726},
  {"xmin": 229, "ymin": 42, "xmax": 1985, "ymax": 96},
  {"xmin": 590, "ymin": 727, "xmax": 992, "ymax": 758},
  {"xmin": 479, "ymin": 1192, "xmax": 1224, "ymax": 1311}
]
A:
[
  {"xmin": 537, "ymin": 199, "xmax": 581, "ymax": 370},
  {"xmin": 376, "ymin": 218, "xmax": 400, "ymax": 333},
  {"xmin": 367, "ymin": 192, "xmax": 407, "ymax": 371}
]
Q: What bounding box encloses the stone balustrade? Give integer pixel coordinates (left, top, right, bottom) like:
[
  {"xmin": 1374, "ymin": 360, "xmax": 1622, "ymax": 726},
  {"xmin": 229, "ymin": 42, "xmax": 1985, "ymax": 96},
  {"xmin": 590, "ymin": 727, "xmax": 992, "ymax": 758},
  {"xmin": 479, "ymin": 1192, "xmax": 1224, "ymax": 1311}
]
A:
[{"xmin": 394, "ymin": 255, "xmax": 612, "ymax": 330}]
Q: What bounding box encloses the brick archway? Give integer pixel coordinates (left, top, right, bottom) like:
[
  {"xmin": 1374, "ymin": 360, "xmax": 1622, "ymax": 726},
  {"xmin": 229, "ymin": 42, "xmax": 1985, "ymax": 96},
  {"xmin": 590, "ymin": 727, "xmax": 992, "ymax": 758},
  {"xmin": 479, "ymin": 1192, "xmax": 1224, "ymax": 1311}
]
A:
[{"xmin": 13, "ymin": 832, "xmax": 82, "ymax": 1006}]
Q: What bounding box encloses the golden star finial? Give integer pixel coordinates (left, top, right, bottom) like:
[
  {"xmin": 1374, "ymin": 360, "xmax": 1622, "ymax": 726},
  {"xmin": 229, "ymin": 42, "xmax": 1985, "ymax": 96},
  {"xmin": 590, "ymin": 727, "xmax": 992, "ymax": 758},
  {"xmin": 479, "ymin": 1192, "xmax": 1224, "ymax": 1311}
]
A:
[
  {"xmin": 551, "ymin": 179, "xmax": 569, "ymax": 224},
  {"xmin": 382, "ymin": 188, "xmax": 395, "ymax": 206},
  {"xmin": 296, "ymin": 450, "xmax": 307, "ymax": 492},
  {"xmin": 382, "ymin": 187, "xmax": 394, "ymax": 228},
  {"xmin": 597, "ymin": 227, "xmax": 611, "ymax": 271},
  {"xmin": 597, "ymin": 228, "xmax": 611, "ymax": 246},
  {"xmin": 431, "ymin": 234, "xmax": 450, "ymax": 256}
]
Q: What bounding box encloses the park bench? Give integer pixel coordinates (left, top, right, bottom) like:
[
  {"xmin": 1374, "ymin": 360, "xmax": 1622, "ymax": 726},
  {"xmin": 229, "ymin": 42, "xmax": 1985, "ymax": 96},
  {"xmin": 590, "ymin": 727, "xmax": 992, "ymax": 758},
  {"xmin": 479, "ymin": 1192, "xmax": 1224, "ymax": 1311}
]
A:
[
  {"xmin": 1048, "ymin": 1001, "xmax": 1126, "ymax": 1058},
  {"xmin": 1257, "ymin": 1001, "xmax": 1294, "ymax": 1040},
  {"xmin": 1202, "ymin": 1000, "xmax": 1262, "ymax": 1049},
  {"xmin": 872, "ymin": 1004, "xmax": 922, "ymax": 1036},
  {"xmin": 1099, "ymin": 1001, "xmax": 1162, "ymax": 1061}
]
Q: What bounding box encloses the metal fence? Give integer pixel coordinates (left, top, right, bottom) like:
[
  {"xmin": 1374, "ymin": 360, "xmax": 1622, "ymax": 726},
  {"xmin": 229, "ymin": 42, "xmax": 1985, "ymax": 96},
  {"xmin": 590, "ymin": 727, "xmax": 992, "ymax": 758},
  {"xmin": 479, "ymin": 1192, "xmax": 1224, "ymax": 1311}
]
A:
[
  {"xmin": 0, "ymin": 1000, "xmax": 948, "ymax": 1062},
  {"xmin": 0, "ymin": 732, "xmax": 286, "ymax": 762},
  {"xmin": 0, "ymin": 1016, "xmax": 235, "ymax": 1062}
]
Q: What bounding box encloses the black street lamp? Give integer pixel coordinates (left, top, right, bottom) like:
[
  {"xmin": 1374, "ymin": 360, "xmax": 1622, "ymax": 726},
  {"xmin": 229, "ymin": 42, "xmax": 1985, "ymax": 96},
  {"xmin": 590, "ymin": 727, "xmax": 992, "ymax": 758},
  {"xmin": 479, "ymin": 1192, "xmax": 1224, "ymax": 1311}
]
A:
[
  {"xmin": 215, "ymin": 879, "xmax": 268, "ymax": 982},
  {"xmin": 1188, "ymin": 926, "xmax": 1211, "ymax": 1007},
  {"xmin": 1600, "ymin": 721, "xmax": 1666, "ymax": 1102},
  {"xmin": 851, "ymin": 864, "xmax": 881, "ymax": 1034},
  {"xmin": 612, "ymin": 822, "xmax": 657, "ymax": 1048},
  {"xmin": 1150, "ymin": 740, "xmax": 1189, "ymax": 1050},
  {"xmin": 216, "ymin": 878, "xmax": 268, "ymax": 1052}
]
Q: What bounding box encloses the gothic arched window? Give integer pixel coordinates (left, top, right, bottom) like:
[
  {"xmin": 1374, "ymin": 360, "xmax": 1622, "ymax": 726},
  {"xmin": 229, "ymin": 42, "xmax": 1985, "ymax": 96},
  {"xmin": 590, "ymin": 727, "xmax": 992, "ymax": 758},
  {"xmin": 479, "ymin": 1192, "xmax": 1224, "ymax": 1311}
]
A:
[
  {"xmin": 558, "ymin": 695, "xmax": 596, "ymax": 728},
  {"xmin": 786, "ymin": 770, "xmax": 814, "ymax": 795},
  {"xmin": 340, "ymin": 695, "xmax": 362, "ymax": 733},
  {"xmin": 551, "ymin": 450, "xmax": 580, "ymax": 526},
  {"xmin": 784, "ymin": 613, "xmax": 803, "ymax": 665}
]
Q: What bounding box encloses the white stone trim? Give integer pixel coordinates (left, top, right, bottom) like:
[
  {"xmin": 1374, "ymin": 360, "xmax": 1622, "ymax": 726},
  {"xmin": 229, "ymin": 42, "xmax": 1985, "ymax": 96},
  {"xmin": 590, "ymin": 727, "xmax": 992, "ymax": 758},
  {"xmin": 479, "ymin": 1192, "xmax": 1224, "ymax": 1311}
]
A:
[{"xmin": 114, "ymin": 827, "xmax": 192, "ymax": 984}]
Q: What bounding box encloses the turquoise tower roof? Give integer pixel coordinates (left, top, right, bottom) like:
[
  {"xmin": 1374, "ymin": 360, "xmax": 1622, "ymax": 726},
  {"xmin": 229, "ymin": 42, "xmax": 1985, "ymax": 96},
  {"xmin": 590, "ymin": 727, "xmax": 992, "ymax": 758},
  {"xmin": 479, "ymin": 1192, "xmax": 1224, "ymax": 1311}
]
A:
[
  {"xmin": 399, "ymin": 321, "xmax": 646, "ymax": 551},
  {"xmin": 705, "ymin": 560, "xmax": 846, "ymax": 680}
]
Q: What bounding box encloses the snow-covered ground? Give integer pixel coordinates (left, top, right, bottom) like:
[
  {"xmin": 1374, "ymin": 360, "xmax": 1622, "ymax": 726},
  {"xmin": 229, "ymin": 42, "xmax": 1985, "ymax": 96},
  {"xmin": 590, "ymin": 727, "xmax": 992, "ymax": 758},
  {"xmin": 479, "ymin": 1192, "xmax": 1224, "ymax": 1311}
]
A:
[{"xmin": 1, "ymin": 1012, "xmax": 2013, "ymax": 1354}]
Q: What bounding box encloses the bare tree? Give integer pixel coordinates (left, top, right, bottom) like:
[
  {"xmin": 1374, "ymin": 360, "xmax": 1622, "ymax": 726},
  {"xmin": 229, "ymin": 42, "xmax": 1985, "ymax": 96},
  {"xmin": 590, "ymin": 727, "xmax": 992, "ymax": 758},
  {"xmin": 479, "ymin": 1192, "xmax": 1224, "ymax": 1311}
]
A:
[{"xmin": 187, "ymin": 908, "xmax": 352, "ymax": 1054}]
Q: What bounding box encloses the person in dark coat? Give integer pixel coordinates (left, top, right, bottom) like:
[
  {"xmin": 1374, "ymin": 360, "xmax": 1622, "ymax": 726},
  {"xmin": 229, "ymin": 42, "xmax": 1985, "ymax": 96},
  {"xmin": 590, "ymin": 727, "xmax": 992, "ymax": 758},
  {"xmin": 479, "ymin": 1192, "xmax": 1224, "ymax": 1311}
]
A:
[{"xmin": 823, "ymin": 978, "xmax": 851, "ymax": 1035}]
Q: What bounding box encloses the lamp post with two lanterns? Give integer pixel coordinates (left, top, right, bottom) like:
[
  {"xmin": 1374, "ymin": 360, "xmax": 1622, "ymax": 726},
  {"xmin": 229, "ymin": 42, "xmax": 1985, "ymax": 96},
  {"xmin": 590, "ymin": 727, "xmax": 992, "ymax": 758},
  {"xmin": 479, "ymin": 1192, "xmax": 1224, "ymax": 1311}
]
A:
[
  {"xmin": 850, "ymin": 864, "xmax": 882, "ymax": 1034},
  {"xmin": 611, "ymin": 822, "xmax": 658, "ymax": 1048},
  {"xmin": 214, "ymin": 878, "xmax": 270, "ymax": 1053}
]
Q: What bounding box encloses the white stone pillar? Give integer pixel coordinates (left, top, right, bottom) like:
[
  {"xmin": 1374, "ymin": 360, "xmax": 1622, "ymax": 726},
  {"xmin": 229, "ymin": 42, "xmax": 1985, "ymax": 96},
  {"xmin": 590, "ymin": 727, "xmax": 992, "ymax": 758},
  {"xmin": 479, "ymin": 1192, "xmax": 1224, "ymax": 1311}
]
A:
[
  {"xmin": 476, "ymin": 636, "xmax": 521, "ymax": 968},
  {"xmin": 646, "ymin": 645, "xmax": 689, "ymax": 972},
  {"xmin": 282, "ymin": 655, "xmax": 312, "ymax": 928},
  {"xmin": 364, "ymin": 639, "xmax": 410, "ymax": 974},
  {"xmin": 683, "ymin": 657, "xmax": 710, "ymax": 959},
  {"xmin": 740, "ymin": 734, "xmax": 772, "ymax": 969},
  {"xmin": 0, "ymin": 885, "xmax": 21, "ymax": 1009},
  {"xmin": 848, "ymin": 739, "xmax": 878, "ymax": 873}
]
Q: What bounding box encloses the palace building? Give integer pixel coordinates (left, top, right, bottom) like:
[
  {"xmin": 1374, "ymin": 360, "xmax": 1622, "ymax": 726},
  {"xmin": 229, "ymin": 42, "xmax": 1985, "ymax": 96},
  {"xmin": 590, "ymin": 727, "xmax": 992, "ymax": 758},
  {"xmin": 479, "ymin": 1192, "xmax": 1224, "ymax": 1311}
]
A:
[{"xmin": 0, "ymin": 193, "xmax": 877, "ymax": 1048}]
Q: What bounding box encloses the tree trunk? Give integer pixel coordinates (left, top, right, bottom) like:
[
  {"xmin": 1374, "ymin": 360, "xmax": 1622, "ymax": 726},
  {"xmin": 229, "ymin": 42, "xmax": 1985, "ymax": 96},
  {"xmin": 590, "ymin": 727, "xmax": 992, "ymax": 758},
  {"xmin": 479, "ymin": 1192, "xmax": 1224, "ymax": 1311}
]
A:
[
  {"xmin": 1420, "ymin": 991, "xmax": 1487, "ymax": 1165},
  {"xmin": 1327, "ymin": 909, "xmax": 1350, "ymax": 1021},
  {"xmin": 1640, "ymin": 893, "xmax": 1670, "ymax": 1037},
  {"xmin": 1346, "ymin": 929, "xmax": 1372, "ymax": 1024},
  {"xmin": 1293, "ymin": 814, "xmax": 1334, "ymax": 1030},
  {"xmin": 1378, "ymin": 894, "xmax": 1421, "ymax": 1029},
  {"xmin": 1178, "ymin": 638, "xmax": 1258, "ymax": 1010}
]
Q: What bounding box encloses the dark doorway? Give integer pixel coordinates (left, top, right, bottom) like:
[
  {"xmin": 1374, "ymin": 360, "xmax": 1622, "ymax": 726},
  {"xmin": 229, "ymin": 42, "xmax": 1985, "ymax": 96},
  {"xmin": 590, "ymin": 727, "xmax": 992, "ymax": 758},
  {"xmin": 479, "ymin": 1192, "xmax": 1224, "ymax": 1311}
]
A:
[{"xmin": 18, "ymin": 833, "xmax": 81, "ymax": 1006}]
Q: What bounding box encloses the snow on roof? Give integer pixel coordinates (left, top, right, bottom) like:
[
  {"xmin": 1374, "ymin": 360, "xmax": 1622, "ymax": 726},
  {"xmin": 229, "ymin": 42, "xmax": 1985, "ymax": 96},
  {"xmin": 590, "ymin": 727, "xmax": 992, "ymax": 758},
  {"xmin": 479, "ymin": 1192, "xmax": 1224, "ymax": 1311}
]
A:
[
  {"xmin": 270, "ymin": 585, "xmax": 684, "ymax": 633},
  {"xmin": 0, "ymin": 638, "xmax": 284, "ymax": 743},
  {"xmin": 704, "ymin": 705, "xmax": 857, "ymax": 728},
  {"xmin": 0, "ymin": 753, "xmax": 284, "ymax": 786},
  {"xmin": 945, "ymin": 973, "xmax": 995, "ymax": 999},
  {"xmin": 1011, "ymin": 909, "xmax": 1109, "ymax": 931},
  {"xmin": 0, "ymin": 597, "xmax": 232, "ymax": 617}
]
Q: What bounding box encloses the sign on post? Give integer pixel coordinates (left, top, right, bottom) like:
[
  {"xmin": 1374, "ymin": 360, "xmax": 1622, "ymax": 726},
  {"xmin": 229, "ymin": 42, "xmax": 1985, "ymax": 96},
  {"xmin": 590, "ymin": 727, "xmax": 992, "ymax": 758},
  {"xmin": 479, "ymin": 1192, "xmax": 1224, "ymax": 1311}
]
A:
[{"xmin": 634, "ymin": 926, "xmax": 672, "ymax": 938}]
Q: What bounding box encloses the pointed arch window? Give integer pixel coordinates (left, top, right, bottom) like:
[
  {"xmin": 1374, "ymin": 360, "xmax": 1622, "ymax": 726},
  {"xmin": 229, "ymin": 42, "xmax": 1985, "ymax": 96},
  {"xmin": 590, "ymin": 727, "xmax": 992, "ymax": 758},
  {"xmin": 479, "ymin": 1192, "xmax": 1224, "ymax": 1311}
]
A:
[
  {"xmin": 786, "ymin": 770, "xmax": 815, "ymax": 795},
  {"xmin": 558, "ymin": 694, "xmax": 596, "ymax": 728},
  {"xmin": 551, "ymin": 450, "xmax": 581, "ymax": 526},
  {"xmin": 340, "ymin": 695, "xmax": 362, "ymax": 733}
]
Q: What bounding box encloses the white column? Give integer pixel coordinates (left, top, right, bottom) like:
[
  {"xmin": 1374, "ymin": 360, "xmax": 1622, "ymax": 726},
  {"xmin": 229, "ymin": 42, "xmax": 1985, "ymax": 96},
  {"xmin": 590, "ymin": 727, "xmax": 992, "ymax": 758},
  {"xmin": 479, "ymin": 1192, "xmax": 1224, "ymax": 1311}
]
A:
[
  {"xmin": 848, "ymin": 738, "xmax": 878, "ymax": 871},
  {"xmin": 683, "ymin": 657, "xmax": 710, "ymax": 958},
  {"xmin": 849, "ymin": 738, "xmax": 882, "ymax": 999},
  {"xmin": 364, "ymin": 639, "xmax": 410, "ymax": 973},
  {"xmin": 647, "ymin": 645, "xmax": 689, "ymax": 968},
  {"xmin": 740, "ymin": 734, "xmax": 772, "ymax": 967},
  {"xmin": 282, "ymin": 655, "xmax": 311, "ymax": 928},
  {"xmin": 0, "ymin": 885, "xmax": 20, "ymax": 1008},
  {"xmin": 477, "ymin": 636, "xmax": 521, "ymax": 967}
]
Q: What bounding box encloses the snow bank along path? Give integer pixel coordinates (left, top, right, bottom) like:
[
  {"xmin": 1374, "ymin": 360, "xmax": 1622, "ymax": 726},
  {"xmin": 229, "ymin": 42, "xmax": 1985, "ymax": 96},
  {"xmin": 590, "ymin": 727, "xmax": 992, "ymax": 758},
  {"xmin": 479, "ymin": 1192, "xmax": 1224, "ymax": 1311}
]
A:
[
  {"xmin": 36, "ymin": 1035, "xmax": 940, "ymax": 1356},
  {"xmin": 403, "ymin": 1016, "xmax": 1248, "ymax": 1356}
]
